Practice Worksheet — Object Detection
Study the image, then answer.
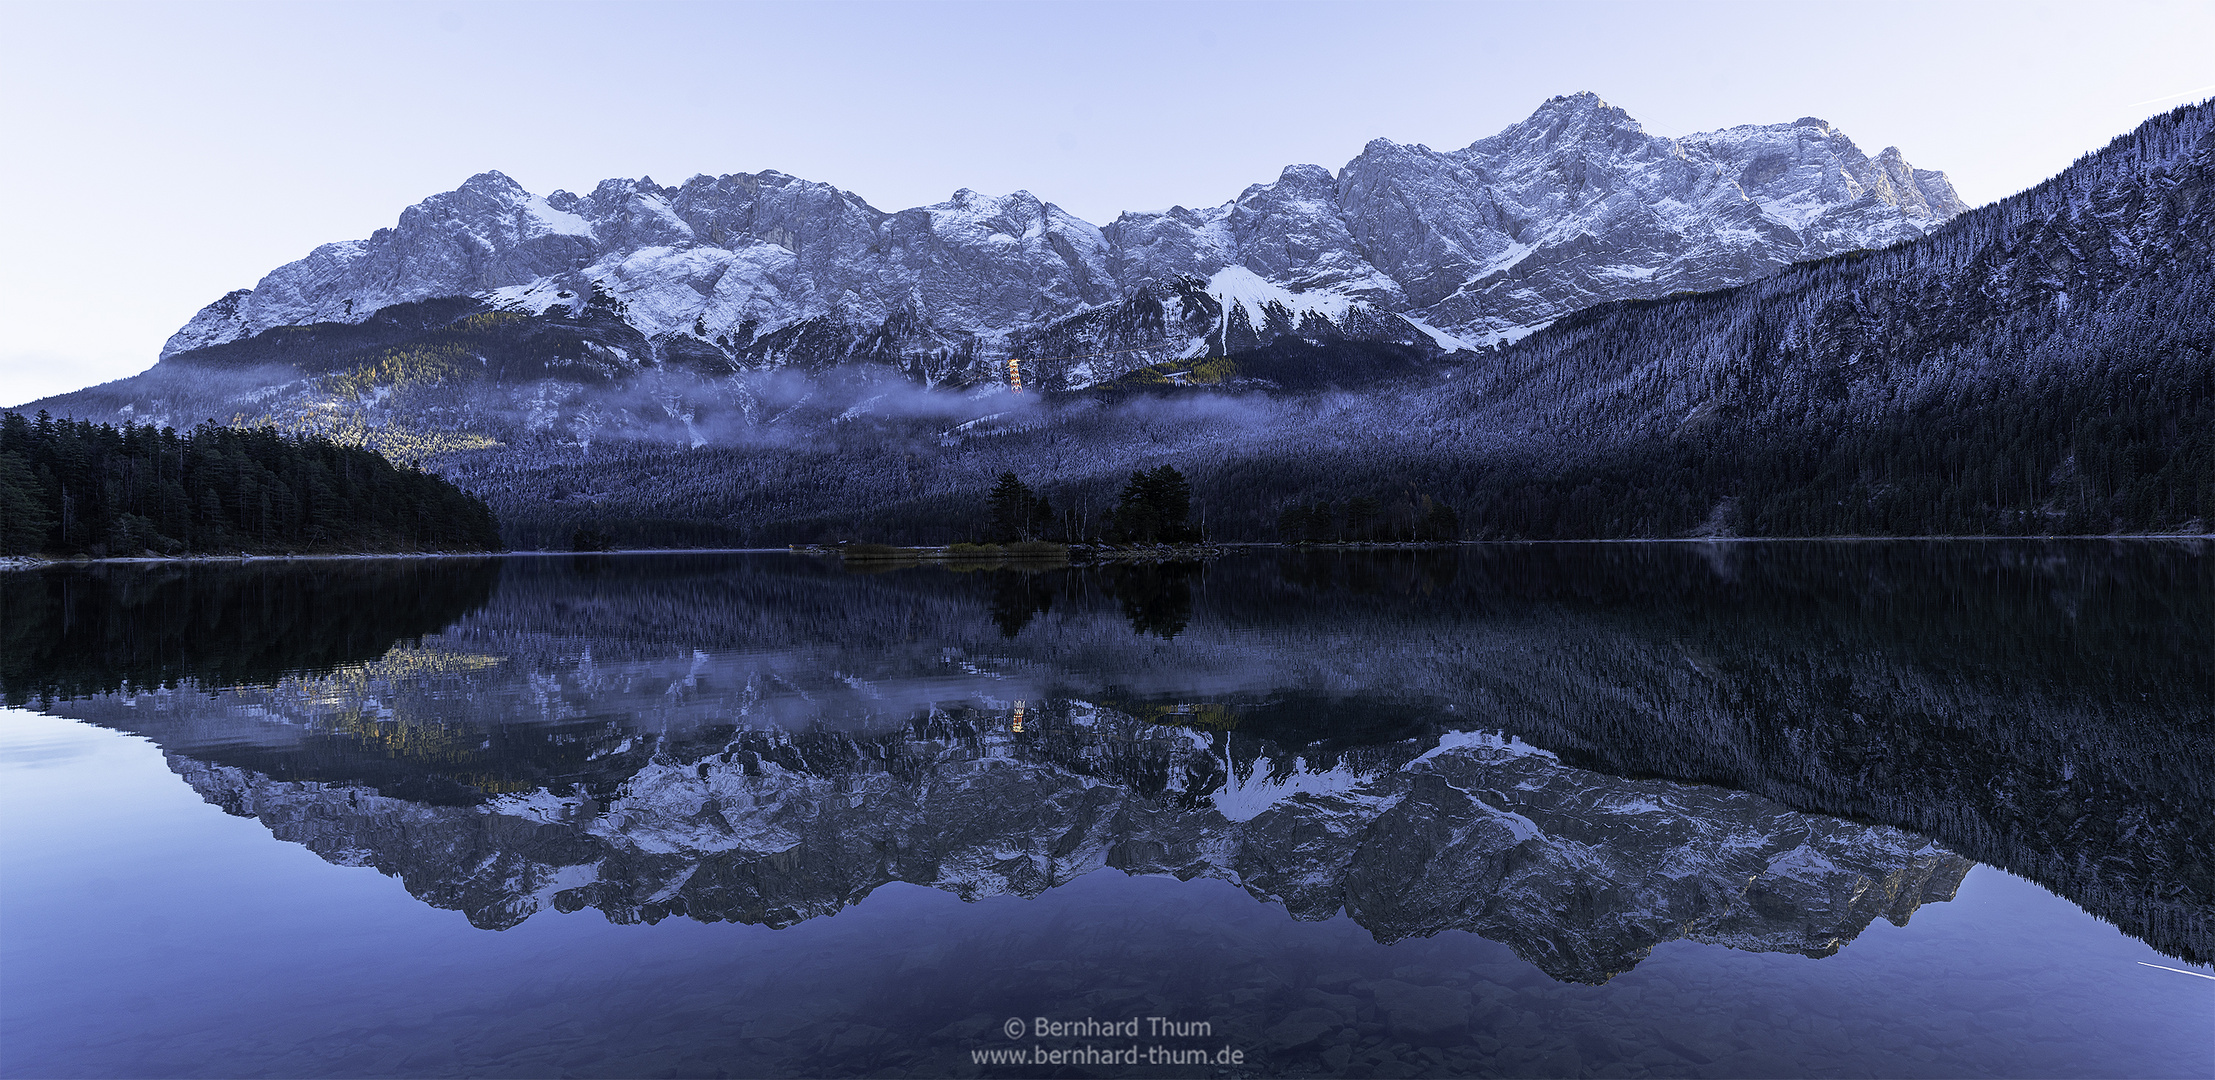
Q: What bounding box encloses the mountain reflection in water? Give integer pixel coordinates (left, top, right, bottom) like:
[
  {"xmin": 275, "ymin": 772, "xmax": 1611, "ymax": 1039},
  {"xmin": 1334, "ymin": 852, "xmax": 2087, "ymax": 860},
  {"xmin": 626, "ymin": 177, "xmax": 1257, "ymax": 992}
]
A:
[{"xmin": 5, "ymin": 542, "xmax": 2208, "ymax": 982}]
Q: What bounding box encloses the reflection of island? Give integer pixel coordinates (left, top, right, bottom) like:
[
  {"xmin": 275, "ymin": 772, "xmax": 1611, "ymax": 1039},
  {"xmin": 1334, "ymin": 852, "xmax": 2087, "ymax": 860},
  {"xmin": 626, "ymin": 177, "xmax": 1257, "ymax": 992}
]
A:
[
  {"xmin": 1104, "ymin": 561, "xmax": 1198, "ymax": 639},
  {"xmin": 137, "ymin": 697, "xmax": 1964, "ymax": 984},
  {"xmin": 986, "ymin": 570, "xmax": 1055, "ymax": 638},
  {"xmin": 981, "ymin": 561, "xmax": 1199, "ymax": 639}
]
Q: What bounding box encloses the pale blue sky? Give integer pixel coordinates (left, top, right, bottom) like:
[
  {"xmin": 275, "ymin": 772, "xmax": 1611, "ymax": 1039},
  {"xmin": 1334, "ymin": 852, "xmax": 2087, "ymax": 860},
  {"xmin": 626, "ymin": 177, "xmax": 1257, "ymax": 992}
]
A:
[{"xmin": 3, "ymin": 0, "xmax": 2210, "ymax": 405}]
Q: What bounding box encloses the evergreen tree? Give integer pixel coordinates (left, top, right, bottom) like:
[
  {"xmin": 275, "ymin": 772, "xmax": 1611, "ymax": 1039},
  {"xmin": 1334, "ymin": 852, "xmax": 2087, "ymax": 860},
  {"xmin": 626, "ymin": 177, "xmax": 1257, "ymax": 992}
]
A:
[
  {"xmin": 1028, "ymin": 490, "xmax": 1057, "ymax": 541},
  {"xmin": 1419, "ymin": 499, "xmax": 1460, "ymax": 541},
  {"xmin": 1345, "ymin": 495, "xmax": 1381, "ymax": 541},
  {"xmin": 1111, "ymin": 465, "xmax": 1196, "ymax": 543},
  {"xmin": 0, "ymin": 451, "xmax": 52, "ymax": 555},
  {"xmin": 987, "ymin": 471, "xmax": 1036, "ymax": 542},
  {"xmin": 1148, "ymin": 465, "xmax": 1194, "ymax": 541}
]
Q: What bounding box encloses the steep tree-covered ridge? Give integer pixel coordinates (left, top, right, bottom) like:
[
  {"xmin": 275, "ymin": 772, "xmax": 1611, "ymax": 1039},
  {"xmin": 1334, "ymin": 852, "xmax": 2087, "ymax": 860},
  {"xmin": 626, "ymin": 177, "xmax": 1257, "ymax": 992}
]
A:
[
  {"xmin": 0, "ymin": 411, "xmax": 503, "ymax": 556},
  {"xmin": 1410, "ymin": 99, "xmax": 2215, "ymax": 536}
]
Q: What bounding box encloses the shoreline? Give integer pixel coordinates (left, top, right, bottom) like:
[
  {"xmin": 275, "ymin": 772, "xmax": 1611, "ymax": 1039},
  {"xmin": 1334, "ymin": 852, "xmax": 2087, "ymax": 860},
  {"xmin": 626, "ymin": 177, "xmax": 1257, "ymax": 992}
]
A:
[{"xmin": 4, "ymin": 532, "xmax": 2208, "ymax": 573}]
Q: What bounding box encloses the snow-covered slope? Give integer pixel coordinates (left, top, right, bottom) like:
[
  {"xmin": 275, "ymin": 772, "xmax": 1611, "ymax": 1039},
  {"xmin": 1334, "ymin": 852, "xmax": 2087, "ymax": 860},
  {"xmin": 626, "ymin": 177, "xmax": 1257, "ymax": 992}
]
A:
[{"xmin": 158, "ymin": 93, "xmax": 1963, "ymax": 385}]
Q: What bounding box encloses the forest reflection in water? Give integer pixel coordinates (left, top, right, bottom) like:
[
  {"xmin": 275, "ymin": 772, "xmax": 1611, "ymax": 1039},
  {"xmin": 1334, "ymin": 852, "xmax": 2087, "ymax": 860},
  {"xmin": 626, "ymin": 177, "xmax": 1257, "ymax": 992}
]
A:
[{"xmin": 5, "ymin": 541, "xmax": 2206, "ymax": 980}]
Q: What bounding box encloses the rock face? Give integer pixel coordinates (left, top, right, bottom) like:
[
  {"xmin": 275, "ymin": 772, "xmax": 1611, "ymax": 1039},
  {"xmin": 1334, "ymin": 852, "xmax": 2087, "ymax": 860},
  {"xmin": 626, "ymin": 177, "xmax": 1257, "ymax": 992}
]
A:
[
  {"xmin": 166, "ymin": 716, "xmax": 1968, "ymax": 985},
  {"xmin": 1358, "ymin": 98, "xmax": 1968, "ymax": 340},
  {"xmin": 159, "ymin": 93, "xmax": 1963, "ymax": 385}
]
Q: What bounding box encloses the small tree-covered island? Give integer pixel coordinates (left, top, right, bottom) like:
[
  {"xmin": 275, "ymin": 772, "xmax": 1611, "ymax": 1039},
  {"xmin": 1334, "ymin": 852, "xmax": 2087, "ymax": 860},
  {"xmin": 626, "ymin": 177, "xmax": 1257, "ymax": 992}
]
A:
[
  {"xmin": 978, "ymin": 465, "xmax": 1203, "ymax": 545},
  {"xmin": 0, "ymin": 411, "xmax": 502, "ymax": 557}
]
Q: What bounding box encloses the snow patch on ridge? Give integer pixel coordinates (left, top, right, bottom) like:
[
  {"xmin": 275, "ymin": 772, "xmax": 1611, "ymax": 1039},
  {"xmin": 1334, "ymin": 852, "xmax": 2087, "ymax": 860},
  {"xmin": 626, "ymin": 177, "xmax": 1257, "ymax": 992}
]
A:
[
  {"xmin": 486, "ymin": 280, "xmax": 578, "ymax": 317},
  {"xmin": 524, "ymin": 194, "xmax": 595, "ymax": 239},
  {"xmin": 1208, "ymin": 264, "xmax": 1358, "ymax": 324},
  {"xmin": 1397, "ymin": 313, "xmax": 1475, "ymax": 353}
]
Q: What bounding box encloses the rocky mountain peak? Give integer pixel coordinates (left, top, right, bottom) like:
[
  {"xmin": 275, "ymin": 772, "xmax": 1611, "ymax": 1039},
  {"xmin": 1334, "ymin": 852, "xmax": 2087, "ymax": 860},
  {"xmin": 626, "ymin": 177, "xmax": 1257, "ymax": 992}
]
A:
[
  {"xmin": 151, "ymin": 95, "xmax": 1970, "ymax": 381},
  {"xmin": 455, "ymin": 170, "xmax": 528, "ymax": 198},
  {"xmin": 1483, "ymin": 91, "xmax": 1648, "ymax": 152},
  {"xmin": 1526, "ymin": 90, "xmax": 1636, "ymax": 124}
]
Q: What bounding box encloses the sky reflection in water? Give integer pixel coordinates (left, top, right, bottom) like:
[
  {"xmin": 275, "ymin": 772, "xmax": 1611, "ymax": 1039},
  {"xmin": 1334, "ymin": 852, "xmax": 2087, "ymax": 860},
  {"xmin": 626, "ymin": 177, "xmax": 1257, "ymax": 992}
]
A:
[{"xmin": 1, "ymin": 544, "xmax": 2210, "ymax": 1078}]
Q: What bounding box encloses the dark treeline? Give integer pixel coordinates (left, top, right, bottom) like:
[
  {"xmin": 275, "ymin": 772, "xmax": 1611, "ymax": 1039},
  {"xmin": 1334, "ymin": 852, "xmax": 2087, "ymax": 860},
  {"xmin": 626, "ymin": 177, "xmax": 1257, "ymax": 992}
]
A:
[
  {"xmin": 0, "ymin": 559, "xmax": 502, "ymax": 705},
  {"xmin": 0, "ymin": 411, "xmax": 503, "ymax": 556},
  {"xmin": 1278, "ymin": 489, "xmax": 1461, "ymax": 542}
]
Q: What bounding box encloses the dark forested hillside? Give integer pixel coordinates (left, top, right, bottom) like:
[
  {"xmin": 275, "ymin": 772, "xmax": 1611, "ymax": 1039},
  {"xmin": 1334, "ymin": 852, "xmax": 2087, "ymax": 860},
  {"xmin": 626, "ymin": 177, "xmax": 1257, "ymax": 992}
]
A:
[
  {"xmin": 1412, "ymin": 100, "xmax": 2215, "ymax": 538},
  {"xmin": 0, "ymin": 411, "xmax": 503, "ymax": 556}
]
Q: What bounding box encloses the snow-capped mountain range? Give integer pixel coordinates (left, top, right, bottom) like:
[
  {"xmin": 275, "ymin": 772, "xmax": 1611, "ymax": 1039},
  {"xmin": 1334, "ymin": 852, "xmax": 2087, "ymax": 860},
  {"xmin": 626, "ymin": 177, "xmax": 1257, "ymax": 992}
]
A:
[{"xmin": 161, "ymin": 92, "xmax": 1964, "ymax": 386}]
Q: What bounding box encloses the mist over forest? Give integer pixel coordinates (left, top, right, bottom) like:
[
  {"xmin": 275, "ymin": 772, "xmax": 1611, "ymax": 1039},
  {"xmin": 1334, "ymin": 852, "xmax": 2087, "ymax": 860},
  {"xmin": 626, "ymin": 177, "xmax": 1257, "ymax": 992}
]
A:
[{"xmin": 18, "ymin": 104, "xmax": 2214, "ymax": 550}]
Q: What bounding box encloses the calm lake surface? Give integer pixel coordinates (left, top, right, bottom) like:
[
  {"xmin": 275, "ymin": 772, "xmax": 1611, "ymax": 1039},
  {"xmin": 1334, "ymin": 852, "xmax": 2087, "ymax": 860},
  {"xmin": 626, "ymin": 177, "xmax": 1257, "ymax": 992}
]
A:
[{"xmin": 2, "ymin": 544, "xmax": 2209, "ymax": 1078}]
